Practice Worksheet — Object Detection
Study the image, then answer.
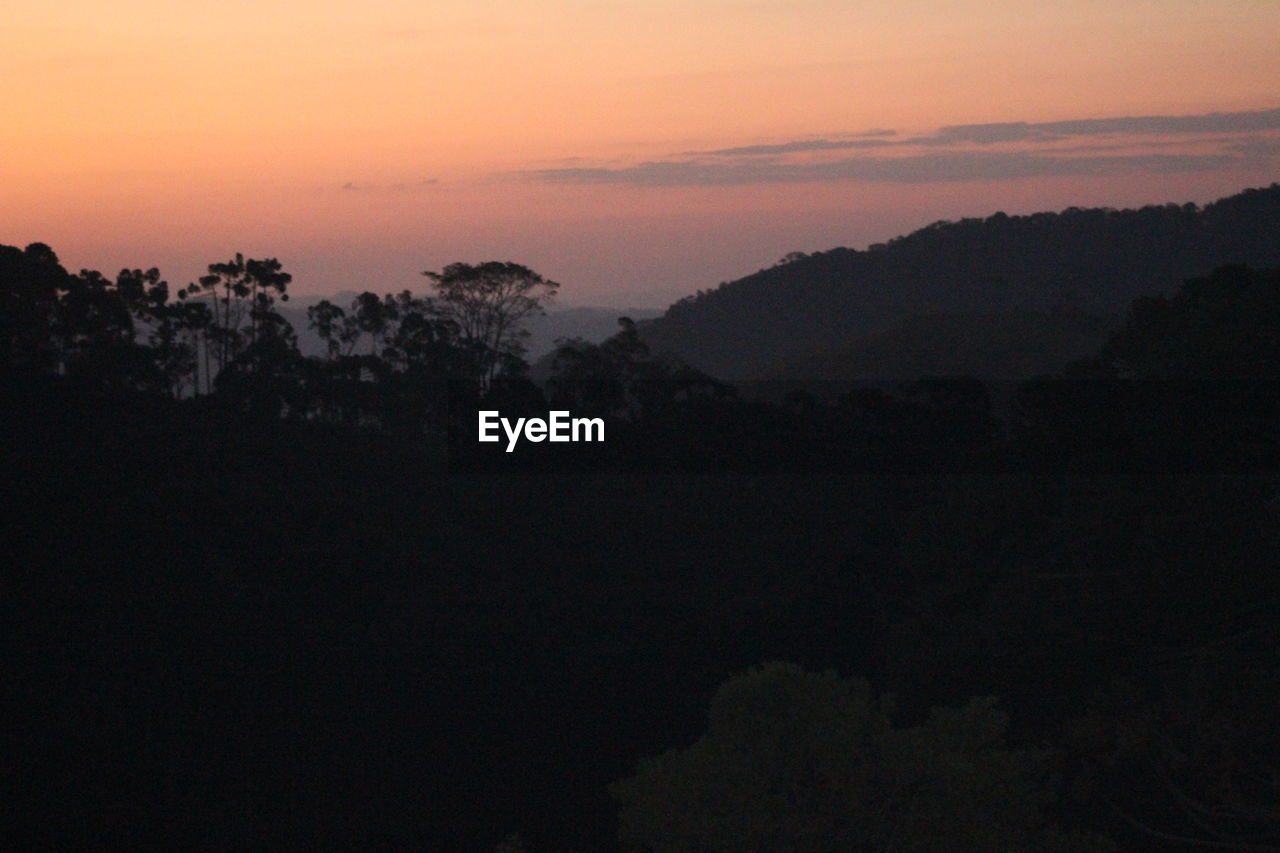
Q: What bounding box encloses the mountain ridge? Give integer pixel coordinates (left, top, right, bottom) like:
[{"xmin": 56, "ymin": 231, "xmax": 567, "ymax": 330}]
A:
[{"xmin": 637, "ymin": 183, "xmax": 1280, "ymax": 380}]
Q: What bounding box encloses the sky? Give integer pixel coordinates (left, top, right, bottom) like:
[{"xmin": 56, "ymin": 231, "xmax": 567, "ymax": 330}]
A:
[{"xmin": 4, "ymin": 0, "xmax": 1279, "ymax": 307}]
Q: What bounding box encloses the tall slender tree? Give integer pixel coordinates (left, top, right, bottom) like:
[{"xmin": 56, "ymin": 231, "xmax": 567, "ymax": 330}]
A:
[{"xmin": 178, "ymin": 253, "xmax": 292, "ymax": 379}]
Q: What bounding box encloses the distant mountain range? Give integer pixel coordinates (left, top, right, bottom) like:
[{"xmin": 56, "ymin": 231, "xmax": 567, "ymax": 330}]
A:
[
  {"xmin": 280, "ymin": 299, "xmax": 658, "ymax": 362},
  {"xmin": 637, "ymin": 184, "xmax": 1280, "ymax": 381}
]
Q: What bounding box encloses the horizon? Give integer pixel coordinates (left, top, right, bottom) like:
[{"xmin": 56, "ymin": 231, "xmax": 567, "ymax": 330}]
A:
[{"xmin": 6, "ymin": 0, "xmax": 1279, "ymax": 309}]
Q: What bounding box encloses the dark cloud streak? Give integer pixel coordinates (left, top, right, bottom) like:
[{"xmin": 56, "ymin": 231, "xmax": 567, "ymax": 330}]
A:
[
  {"xmin": 527, "ymin": 106, "xmax": 1280, "ymax": 186},
  {"xmin": 688, "ymin": 128, "xmax": 899, "ymax": 156},
  {"xmin": 688, "ymin": 137, "xmax": 896, "ymax": 156},
  {"xmin": 690, "ymin": 106, "xmax": 1280, "ymax": 156},
  {"xmin": 533, "ymin": 151, "xmax": 1244, "ymax": 187},
  {"xmin": 921, "ymin": 107, "xmax": 1280, "ymax": 146}
]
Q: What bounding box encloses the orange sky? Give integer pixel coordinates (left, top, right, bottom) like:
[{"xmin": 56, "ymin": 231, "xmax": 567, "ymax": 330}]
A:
[{"xmin": 4, "ymin": 0, "xmax": 1279, "ymax": 306}]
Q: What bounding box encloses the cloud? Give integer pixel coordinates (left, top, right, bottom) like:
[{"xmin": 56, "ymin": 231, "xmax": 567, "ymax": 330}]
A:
[
  {"xmin": 526, "ymin": 106, "xmax": 1280, "ymax": 187},
  {"xmin": 915, "ymin": 123, "xmax": 1045, "ymax": 145},
  {"xmin": 685, "ymin": 108, "xmax": 1280, "ymax": 158},
  {"xmin": 688, "ymin": 137, "xmax": 896, "ymax": 157},
  {"xmin": 687, "ymin": 128, "xmax": 899, "ymax": 157},
  {"xmin": 533, "ymin": 151, "xmax": 1244, "ymax": 187},
  {"xmin": 339, "ymin": 179, "xmax": 438, "ymax": 191},
  {"xmin": 1230, "ymin": 137, "xmax": 1280, "ymax": 156},
  {"xmin": 1036, "ymin": 107, "xmax": 1280, "ymax": 137},
  {"xmin": 918, "ymin": 107, "xmax": 1280, "ymax": 146}
]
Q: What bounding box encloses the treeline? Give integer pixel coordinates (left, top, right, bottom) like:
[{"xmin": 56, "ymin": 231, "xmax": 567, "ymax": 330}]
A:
[
  {"xmin": 0, "ymin": 244, "xmax": 734, "ymax": 454},
  {"xmin": 0, "ymin": 244, "xmax": 569, "ymax": 424},
  {"xmin": 8, "ymin": 240, "xmax": 1276, "ymax": 476},
  {"xmin": 640, "ymin": 183, "xmax": 1280, "ymax": 379},
  {"xmin": 4, "ymin": 244, "xmax": 1280, "ymax": 850}
]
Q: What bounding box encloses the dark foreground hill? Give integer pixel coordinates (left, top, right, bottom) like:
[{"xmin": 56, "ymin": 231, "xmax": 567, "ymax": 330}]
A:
[{"xmin": 639, "ymin": 183, "xmax": 1280, "ymax": 380}]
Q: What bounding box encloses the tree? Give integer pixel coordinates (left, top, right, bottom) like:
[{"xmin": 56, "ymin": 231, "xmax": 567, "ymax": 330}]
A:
[
  {"xmin": 422, "ymin": 261, "xmax": 558, "ymax": 389},
  {"xmin": 0, "ymin": 242, "xmax": 70, "ymax": 375},
  {"xmin": 1013, "ymin": 265, "xmax": 1280, "ymax": 472},
  {"xmin": 111, "ymin": 266, "xmax": 213, "ymax": 397},
  {"xmin": 307, "ymin": 290, "xmax": 461, "ymax": 373},
  {"xmin": 178, "ymin": 253, "xmax": 293, "ymax": 377},
  {"xmin": 612, "ymin": 663, "xmax": 1114, "ymax": 852},
  {"xmin": 548, "ymin": 317, "xmax": 728, "ymax": 419},
  {"xmin": 302, "ymin": 290, "xmax": 465, "ymax": 428},
  {"xmin": 349, "ymin": 291, "xmax": 391, "ymax": 357},
  {"xmin": 307, "ymin": 299, "xmax": 350, "ymax": 361},
  {"xmin": 1097, "ymin": 264, "xmax": 1280, "ymax": 380},
  {"xmin": 1069, "ymin": 653, "xmax": 1280, "ymax": 851}
]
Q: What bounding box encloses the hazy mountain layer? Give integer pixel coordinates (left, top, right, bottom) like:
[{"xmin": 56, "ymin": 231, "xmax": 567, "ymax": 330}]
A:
[{"xmin": 281, "ymin": 301, "xmax": 658, "ymax": 362}]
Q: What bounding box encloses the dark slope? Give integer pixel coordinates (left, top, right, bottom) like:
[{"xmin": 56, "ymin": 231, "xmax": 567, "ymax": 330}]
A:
[
  {"xmin": 783, "ymin": 308, "xmax": 1118, "ymax": 381},
  {"xmin": 638, "ymin": 183, "xmax": 1280, "ymax": 379}
]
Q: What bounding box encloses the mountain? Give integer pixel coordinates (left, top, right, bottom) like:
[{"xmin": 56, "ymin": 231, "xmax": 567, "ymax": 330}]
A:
[
  {"xmin": 637, "ymin": 184, "xmax": 1280, "ymax": 380},
  {"xmin": 781, "ymin": 308, "xmax": 1117, "ymax": 382},
  {"xmin": 520, "ymin": 305, "xmax": 661, "ymax": 360}
]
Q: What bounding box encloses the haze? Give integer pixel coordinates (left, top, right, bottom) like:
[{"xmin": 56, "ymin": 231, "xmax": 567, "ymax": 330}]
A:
[{"xmin": 4, "ymin": 0, "xmax": 1278, "ymax": 307}]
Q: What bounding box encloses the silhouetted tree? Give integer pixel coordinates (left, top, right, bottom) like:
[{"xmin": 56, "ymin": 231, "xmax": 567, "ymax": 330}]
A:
[
  {"xmin": 548, "ymin": 317, "xmax": 729, "ymax": 419},
  {"xmin": 108, "ymin": 266, "xmax": 213, "ymax": 397},
  {"xmin": 0, "ymin": 242, "xmax": 70, "ymax": 375},
  {"xmin": 613, "ymin": 663, "xmax": 1114, "ymax": 852},
  {"xmin": 1097, "ymin": 264, "xmax": 1280, "ymax": 380},
  {"xmin": 178, "ymin": 253, "xmax": 293, "ymax": 377},
  {"xmin": 383, "ymin": 291, "xmax": 462, "ymax": 376},
  {"xmin": 302, "ymin": 290, "xmax": 467, "ymax": 428},
  {"xmin": 423, "ymin": 261, "xmax": 558, "ymax": 389},
  {"xmin": 349, "ymin": 291, "xmax": 391, "ymax": 357},
  {"xmin": 215, "ymin": 322, "xmax": 306, "ymax": 419},
  {"xmin": 1014, "ymin": 264, "xmax": 1280, "ymax": 472},
  {"xmin": 306, "ymin": 299, "xmax": 350, "ymax": 360}
]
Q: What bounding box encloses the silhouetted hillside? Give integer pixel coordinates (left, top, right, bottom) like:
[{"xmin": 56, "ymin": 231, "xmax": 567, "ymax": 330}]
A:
[
  {"xmin": 640, "ymin": 183, "xmax": 1280, "ymax": 379},
  {"xmin": 782, "ymin": 308, "xmax": 1117, "ymax": 381}
]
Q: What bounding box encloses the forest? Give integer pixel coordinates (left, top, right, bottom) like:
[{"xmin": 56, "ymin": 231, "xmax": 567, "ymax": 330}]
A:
[{"xmin": 4, "ymin": 188, "xmax": 1280, "ymax": 851}]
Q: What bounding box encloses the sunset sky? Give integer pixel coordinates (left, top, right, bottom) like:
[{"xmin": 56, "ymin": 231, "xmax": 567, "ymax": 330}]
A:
[{"xmin": 5, "ymin": 0, "xmax": 1279, "ymax": 306}]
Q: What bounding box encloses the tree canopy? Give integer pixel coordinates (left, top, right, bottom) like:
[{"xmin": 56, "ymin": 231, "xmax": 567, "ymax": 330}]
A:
[
  {"xmin": 613, "ymin": 663, "xmax": 1113, "ymax": 853},
  {"xmin": 423, "ymin": 261, "xmax": 559, "ymax": 388}
]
